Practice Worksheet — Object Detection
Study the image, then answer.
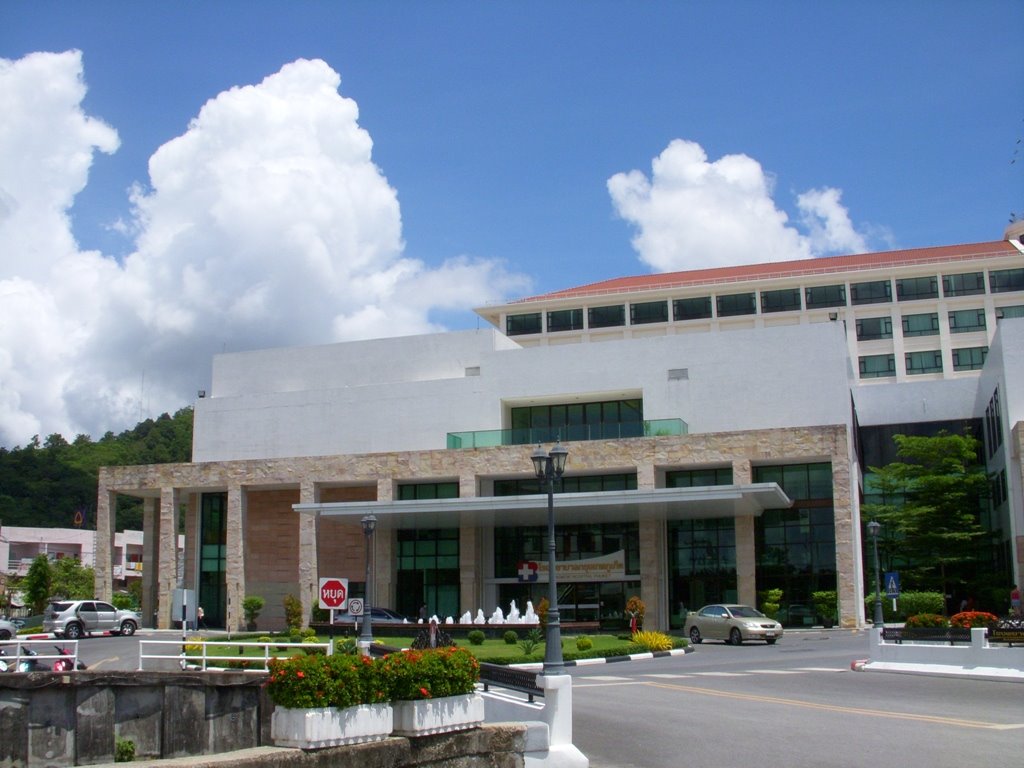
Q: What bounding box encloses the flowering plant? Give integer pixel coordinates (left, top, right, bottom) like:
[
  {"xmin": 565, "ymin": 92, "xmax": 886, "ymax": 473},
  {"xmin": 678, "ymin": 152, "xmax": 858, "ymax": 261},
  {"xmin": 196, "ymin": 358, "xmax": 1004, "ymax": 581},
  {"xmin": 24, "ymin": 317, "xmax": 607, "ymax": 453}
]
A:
[
  {"xmin": 903, "ymin": 613, "xmax": 948, "ymax": 628},
  {"xmin": 265, "ymin": 653, "xmax": 387, "ymax": 709},
  {"xmin": 379, "ymin": 647, "xmax": 480, "ymax": 701},
  {"xmin": 950, "ymin": 610, "xmax": 999, "ymax": 628}
]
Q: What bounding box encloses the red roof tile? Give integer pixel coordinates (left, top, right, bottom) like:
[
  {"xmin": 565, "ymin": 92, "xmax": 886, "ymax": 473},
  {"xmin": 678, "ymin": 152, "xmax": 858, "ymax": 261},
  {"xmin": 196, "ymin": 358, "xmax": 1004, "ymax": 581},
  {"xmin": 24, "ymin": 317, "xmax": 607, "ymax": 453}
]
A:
[{"xmin": 511, "ymin": 241, "xmax": 1021, "ymax": 304}]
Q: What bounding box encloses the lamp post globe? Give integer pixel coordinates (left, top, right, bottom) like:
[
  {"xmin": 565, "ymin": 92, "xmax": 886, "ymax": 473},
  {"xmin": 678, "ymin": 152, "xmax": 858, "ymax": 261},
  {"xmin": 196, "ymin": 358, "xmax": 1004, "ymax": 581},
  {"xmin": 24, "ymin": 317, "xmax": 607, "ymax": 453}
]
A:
[
  {"xmin": 360, "ymin": 514, "xmax": 377, "ymax": 649},
  {"xmin": 532, "ymin": 441, "xmax": 568, "ymax": 676}
]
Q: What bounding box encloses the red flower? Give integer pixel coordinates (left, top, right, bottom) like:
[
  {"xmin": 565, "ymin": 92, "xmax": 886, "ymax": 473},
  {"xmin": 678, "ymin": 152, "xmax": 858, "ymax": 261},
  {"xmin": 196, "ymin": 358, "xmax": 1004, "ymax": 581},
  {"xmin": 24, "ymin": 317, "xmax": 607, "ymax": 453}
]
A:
[
  {"xmin": 419, "ymin": 687, "xmax": 431, "ymax": 699},
  {"xmin": 296, "ymin": 671, "xmax": 305, "ymax": 678}
]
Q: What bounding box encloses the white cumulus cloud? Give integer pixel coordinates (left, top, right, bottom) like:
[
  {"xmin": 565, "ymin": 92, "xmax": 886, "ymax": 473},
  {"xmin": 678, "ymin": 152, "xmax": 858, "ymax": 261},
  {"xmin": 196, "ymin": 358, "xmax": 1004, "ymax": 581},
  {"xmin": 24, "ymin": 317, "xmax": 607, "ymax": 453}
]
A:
[
  {"xmin": 607, "ymin": 139, "xmax": 868, "ymax": 271},
  {"xmin": 0, "ymin": 53, "xmax": 528, "ymax": 447}
]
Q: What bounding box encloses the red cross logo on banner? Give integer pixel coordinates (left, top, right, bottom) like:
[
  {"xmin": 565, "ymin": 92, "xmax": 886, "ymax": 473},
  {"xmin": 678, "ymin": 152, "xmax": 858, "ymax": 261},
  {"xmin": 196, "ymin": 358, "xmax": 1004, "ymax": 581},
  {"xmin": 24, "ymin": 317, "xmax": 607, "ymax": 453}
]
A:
[{"xmin": 517, "ymin": 560, "xmax": 539, "ymax": 582}]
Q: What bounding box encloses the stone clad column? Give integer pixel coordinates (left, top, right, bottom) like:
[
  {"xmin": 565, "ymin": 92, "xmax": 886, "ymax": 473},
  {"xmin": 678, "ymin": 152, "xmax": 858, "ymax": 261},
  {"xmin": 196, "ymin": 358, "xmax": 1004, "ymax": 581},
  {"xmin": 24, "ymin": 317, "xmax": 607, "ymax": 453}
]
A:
[
  {"xmin": 158, "ymin": 487, "xmax": 180, "ymax": 629},
  {"xmin": 732, "ymin": 459, "xmax": 757, "ymax": 607},
  {"xmin": 93, "ymin": 480, "xmax": 117, "ymax": 601},
  {"xmin": 829, "ymin": 431, "xmax": 859, "ymax": 628},
  {"xmin": 225, "ymin": 485, "xmax": 247, "ymax": 632},
  {"xmin": 298, "ymin": 481, "xmax": 319, "ymax": 629},
  {"xmin": 141, "ymin": 498, "xmax": 159, "ymax": 628},
  {"xmin": 638, "ymin": 518, "xmax": 666, "ymax": 630}
]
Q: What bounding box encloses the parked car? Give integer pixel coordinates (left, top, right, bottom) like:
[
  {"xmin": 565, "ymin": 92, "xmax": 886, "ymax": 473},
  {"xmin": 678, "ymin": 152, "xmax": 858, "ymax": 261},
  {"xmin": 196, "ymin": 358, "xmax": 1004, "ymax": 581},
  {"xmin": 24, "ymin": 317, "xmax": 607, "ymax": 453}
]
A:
[
  {"xmin": 0, "ymin": 618, "xmax": 16, "ymax": 640},
  {"xmin": 684, "ymin": 604, "xmax": 783, "ymax": 645},
  {"xmin": 42, "ymin": 600, "xmax": 140, "ymax": 639},
  {"xmin": 330, "ymin": 607, "xmax": 409, "ymax": 626}
]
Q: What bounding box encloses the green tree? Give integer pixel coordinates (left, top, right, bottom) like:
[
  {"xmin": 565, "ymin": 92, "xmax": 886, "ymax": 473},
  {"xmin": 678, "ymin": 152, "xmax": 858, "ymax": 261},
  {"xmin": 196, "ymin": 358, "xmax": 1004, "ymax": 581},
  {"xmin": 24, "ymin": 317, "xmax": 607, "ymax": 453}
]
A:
[
  {"xmin": 50, "ymin": 557, "xmax": 95, "ymax": 600},
  {"xmin": 862, "ymin": 431, "xmax": 991, "ymax": 607},
  {"xmin": 22, "ymin": 554, "xmax": 53, "ymax": 613}
]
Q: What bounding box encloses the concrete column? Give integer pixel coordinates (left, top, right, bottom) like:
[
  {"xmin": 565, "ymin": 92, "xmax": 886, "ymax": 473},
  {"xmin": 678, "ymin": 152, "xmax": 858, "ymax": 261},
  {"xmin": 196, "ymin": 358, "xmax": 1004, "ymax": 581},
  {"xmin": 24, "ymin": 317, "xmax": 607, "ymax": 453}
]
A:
[
  {"xmin": 374, "ymin": 525, "xmax": 393, "ymax": 611},
  {"xmin": 638, "ymin": 518, "xmax": 666, "ymax": 630},
  {"xmin": 735, "ymin": 516, "xmax": 757, "ymax": 607},
  {"xmin": 225, "ymin": 485, "xmax": 247, "ymax": 632},
  {"xmin": 141, "ymin": 498, "xmax": 159, "ymax": 628},
  {"xmin": 157, "ymin": 487, "xmax": 180, "ymax": 629},
  {"xmin": 535, "ymin": 675, "xmax": 589, "ymax": 767},
  {"xmin": 93, "ymin": 484, "xmax": 117, "ymax": 601},
  {"xmin": 636, "ymin": 459, "xmax": 656, "ymax": 491},
  {"xmin": 830, "ymin": 443, "xmax": 860, "ymax": 628},
  {"xmin": 298, "ymin": 481, "xmax": 319, "ymax": 629}
]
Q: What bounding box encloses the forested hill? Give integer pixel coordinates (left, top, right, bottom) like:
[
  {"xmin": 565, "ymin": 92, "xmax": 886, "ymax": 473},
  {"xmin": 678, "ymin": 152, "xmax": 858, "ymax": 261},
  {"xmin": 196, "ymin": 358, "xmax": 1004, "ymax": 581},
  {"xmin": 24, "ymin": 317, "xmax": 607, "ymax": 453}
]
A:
[{"xmin": 0, "ymin": 407, "xmax": 193, "ymax": 531}]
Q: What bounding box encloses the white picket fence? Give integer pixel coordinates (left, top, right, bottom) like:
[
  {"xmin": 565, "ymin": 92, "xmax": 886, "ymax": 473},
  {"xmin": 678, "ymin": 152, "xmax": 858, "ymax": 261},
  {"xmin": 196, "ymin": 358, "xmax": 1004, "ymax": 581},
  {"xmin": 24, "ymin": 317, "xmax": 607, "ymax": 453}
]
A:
[{"xmin": 137, "ymin": 638, "xmax": 332, "ymax": 671}]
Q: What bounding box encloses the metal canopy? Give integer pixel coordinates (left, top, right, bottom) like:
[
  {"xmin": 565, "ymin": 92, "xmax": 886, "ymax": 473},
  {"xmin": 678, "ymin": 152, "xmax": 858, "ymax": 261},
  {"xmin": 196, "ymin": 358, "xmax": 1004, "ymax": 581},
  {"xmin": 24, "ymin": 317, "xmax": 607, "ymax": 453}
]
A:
[{"xmin": 292, "ymin": 483, "xmax": 791, "ymax": 529}]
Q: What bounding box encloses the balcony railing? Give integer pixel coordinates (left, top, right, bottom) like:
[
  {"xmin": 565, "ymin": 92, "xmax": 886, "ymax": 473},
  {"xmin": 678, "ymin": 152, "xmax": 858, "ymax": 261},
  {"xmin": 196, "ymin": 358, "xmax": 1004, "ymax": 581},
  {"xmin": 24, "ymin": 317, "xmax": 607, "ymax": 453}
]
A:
[{"xmin": 446, "ymin": 418, "xmax": 687, "ymax": 449}]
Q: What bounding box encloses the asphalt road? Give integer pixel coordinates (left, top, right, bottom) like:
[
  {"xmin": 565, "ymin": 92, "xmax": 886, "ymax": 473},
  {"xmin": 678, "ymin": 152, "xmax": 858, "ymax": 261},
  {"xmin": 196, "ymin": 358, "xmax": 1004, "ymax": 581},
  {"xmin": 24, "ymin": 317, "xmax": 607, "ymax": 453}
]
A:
[
  {"xmin": 20, "ymin": 629, "xmax": 1024, "ymax": 768},
  {"xmin": 568, "ymin": 629, "xmax": 1024, "ymax": 768}
]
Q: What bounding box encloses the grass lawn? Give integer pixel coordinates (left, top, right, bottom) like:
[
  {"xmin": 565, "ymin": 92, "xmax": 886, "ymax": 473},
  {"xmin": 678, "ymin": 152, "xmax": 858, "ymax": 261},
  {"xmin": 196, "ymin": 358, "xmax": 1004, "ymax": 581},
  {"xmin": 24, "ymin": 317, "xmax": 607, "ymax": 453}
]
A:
[{"xmin": 374, "ymin": 633, "xmax": 642, "ymax": 662}]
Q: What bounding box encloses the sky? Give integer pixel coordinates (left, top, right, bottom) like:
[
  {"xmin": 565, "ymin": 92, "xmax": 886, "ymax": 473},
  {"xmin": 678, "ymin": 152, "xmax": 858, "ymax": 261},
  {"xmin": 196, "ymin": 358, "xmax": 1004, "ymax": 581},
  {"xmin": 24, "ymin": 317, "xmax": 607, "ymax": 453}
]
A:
[{"xmin": 1, "ymin": 2, "xmax": 1022, "ymax": 449}]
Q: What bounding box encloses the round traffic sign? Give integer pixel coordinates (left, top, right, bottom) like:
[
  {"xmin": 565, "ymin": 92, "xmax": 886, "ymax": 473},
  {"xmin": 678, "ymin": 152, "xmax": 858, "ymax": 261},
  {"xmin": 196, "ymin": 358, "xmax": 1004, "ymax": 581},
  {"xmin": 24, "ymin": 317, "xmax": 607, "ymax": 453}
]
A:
[{"xmin": 347, "ymin": 598, "xmax": 364, "ymax": 616}]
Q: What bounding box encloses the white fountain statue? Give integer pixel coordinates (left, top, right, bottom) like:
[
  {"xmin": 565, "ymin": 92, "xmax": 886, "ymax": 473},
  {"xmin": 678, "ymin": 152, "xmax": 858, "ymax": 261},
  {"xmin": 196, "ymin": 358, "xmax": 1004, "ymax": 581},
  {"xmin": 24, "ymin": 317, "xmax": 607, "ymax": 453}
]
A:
[
  {"xmin": 523, "ymin": 601, "xmax": 539, "ymax": 624},
  {"xmin": 473, "ymin": 609, "xmax": 487, "ymax": 625},
  {"xmin": 507, "ymin": 600, "xmax": 521, "ymax": 623},
  {"xmin": 460, "ymin": 611, "xmax": 472, "ymax": 624},
  {"xmin": 488, "ymin": 606, "xmax": 505, "ymax": 624}
]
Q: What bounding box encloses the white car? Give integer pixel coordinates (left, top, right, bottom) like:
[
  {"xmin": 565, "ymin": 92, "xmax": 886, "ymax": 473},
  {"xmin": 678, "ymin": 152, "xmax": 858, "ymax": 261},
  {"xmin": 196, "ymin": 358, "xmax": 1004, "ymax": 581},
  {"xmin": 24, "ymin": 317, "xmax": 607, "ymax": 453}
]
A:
[
  {"xmin": 0, "ymin": 618, "xmax": 16, "ymax": 640},
  {"xmin": 43, "ymin": 600, "xmax": 140, "ymax": 639},
  {"xmin": 684, "ymin": 604, "xmax": 784, "ymax": 645}
]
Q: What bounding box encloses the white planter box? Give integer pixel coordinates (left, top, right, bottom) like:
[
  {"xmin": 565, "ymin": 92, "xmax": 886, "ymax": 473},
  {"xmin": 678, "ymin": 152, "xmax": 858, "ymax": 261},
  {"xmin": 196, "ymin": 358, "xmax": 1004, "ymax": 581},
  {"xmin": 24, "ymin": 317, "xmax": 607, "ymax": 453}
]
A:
[
  {"xmin": 271, "ymin": 703, "xmax": 393, "ymax": 748},
  {"xmin": 392, "ymin": 692, "xmax": 485, "ymax": 736}
]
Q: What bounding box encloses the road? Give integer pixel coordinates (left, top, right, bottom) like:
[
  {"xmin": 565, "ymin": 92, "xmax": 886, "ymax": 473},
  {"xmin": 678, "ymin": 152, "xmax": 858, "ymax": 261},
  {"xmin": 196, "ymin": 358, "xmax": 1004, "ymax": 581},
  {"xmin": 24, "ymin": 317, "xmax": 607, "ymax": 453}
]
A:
[
  {"xmin": 31, "ymin": 629, "xmax": 1024, "ymax": 768},
  {"xmin": 568, "ymin": 629, "xmax": 1024, "ymax": 768}
]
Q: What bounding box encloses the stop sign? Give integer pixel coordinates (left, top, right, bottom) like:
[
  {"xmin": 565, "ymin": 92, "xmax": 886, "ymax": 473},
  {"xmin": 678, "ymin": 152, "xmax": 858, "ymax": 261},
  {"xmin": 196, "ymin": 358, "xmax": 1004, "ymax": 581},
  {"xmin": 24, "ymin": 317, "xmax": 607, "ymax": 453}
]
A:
[{"xmin": 318, "ymin": 577, "xmax": 348, "ymax": 610}]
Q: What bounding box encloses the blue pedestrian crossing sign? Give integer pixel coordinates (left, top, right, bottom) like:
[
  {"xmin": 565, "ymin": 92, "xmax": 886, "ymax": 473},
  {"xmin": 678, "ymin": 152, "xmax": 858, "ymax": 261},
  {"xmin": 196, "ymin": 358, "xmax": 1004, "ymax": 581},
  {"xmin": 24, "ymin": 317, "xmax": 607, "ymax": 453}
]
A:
[{"xmin": 884, "ymin": 571, "xmax": 900, "ymax": 599}]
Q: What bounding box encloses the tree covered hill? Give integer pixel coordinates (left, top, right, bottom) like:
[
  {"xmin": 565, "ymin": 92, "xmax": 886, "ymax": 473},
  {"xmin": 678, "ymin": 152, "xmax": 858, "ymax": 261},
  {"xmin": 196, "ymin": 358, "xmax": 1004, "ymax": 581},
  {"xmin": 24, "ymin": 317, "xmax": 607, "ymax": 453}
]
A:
[{"xmin": 0, "ymin": 407, "xmax": 193, "ymax": 531}]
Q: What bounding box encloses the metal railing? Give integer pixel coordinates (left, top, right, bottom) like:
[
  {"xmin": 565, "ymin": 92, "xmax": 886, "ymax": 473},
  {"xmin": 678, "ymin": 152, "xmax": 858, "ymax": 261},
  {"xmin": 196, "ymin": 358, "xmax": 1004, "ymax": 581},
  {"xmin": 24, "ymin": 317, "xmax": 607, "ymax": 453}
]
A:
[
  {"xmin": 479, "ymin": 662, "xmax": 544, "ymax": 701},
  {"xmin": 0, "ymin": 638, "xmax": 81, "ymax": 671},
  {"xmin": 137, "ymin": 639, "xmax": 332, "ymax": 671}
]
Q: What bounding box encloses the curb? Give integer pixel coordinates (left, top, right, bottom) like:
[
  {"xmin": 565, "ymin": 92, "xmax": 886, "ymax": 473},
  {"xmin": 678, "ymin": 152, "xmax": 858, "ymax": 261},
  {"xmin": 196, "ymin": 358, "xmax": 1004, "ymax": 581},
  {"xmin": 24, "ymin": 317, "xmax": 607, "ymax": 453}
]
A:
[{"xmin": 510, "ymin": 646, "xmax": 692, "ymax": 671}]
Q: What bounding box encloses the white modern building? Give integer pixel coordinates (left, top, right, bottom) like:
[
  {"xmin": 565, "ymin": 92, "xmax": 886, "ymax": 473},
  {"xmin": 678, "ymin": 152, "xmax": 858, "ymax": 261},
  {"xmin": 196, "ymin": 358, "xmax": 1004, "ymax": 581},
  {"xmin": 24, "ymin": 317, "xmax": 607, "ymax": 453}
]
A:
[{"xmin": 93, "ymin": 228, "xmax": 1024, "ymax": 633}]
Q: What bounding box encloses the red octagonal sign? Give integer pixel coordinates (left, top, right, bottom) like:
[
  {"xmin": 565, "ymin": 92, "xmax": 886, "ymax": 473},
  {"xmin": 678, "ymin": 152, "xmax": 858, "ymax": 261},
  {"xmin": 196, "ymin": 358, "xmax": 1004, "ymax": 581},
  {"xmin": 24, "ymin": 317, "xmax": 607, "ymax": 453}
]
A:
[{"xmin": 318, "ymin": 577, "xmax": 348, "ymax": 610}]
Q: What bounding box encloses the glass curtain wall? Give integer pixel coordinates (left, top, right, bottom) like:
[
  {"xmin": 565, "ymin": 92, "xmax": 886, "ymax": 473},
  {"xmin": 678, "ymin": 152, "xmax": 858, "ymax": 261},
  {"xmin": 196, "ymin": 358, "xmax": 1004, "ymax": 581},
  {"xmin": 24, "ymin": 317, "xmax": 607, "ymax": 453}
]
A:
[{"xmin": 198, "ymin": 492, "xmax": 227, "ymax": 628}]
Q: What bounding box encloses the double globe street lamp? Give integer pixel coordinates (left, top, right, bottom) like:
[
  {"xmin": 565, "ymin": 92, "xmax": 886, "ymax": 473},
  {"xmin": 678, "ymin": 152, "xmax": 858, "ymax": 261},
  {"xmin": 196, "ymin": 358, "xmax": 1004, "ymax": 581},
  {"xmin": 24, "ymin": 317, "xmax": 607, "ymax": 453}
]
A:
[{"xmin": 531, "ymin": 441, "xmax": 569, "ymax": 676}]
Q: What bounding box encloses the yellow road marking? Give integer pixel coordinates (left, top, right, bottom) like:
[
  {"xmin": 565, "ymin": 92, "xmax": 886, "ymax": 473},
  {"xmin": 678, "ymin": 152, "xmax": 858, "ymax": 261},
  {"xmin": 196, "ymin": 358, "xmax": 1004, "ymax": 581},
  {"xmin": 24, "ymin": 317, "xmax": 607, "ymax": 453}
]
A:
[{"xmin": 644, "ymin": 681, "xmax": 1024, "ymax": 730}]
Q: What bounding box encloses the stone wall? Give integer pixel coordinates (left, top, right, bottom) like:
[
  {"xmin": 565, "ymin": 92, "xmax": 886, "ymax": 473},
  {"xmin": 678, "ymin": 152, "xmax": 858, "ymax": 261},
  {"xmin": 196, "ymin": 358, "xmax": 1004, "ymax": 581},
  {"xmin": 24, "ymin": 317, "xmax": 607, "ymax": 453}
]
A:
[{"xmin": 0, "ymin": 671, "xmax": 529, "ymax": 768}]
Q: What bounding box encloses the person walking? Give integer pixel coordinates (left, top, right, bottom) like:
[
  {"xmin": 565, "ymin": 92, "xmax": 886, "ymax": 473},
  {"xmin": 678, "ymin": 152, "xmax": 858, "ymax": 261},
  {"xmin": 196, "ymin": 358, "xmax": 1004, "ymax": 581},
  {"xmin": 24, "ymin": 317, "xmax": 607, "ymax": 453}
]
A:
[{"xmin": 1011, "ymin": 585, "xmax": 1021, "ymax": 618}]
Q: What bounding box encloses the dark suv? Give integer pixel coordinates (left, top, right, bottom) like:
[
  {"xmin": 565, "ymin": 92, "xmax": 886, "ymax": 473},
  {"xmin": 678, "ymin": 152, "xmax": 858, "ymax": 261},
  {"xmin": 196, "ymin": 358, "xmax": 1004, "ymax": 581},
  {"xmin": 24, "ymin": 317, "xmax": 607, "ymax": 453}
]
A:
[{"xmin": 43, "ymin": 600, "xmax": 140, "ymax": 639}]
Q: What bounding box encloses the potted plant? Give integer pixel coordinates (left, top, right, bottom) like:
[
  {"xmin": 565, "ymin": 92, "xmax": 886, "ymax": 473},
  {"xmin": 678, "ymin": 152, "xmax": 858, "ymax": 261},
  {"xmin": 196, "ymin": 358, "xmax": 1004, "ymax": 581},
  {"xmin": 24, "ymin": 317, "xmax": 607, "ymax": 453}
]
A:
[
  {"xmin": 382, "ymin": 647, "xmax": 483, "ymax": 736},
  {"xmin": 267, "ymin": 653, "xmax": 391, "ymax": 748},
  {"xmin": 812, "ymin": 590, "xmax": 838, "ymax": 628},
  {"xmin": 242, "ymin": 595, "xmax": 265, "ymax": 631}
]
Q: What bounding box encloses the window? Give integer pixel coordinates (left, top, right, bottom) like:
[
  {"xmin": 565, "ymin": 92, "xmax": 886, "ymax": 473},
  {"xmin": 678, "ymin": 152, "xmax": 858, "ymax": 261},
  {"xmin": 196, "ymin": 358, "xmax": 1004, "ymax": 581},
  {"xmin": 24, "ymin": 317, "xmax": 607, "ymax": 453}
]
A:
[
  {"xmin": 397, "ymin": 482, "xmax": 459, "ymax": 500},
  {"xmin": 859, "ymin": 354, "xmax": 896, "ymax": 379},
  {"xmin": 588, "ymin": 304, "xmax": 626, "ymax": 328},
  {"xmin": 510, "ymin": 398, "xmax": 643, "ymax": 443},
  {"xmin": 715, "ymin": 292, "xmax": 756, "ymax": 317},
  {"xmin": 760, "ymin": 288, "xmax": 802, "ymax": 313},
  {"xmin": 896, "ymin": 276, "xmax": 939, "ymax": 301},
  {"xmin": 901, "ymin": 313, "xmax": 939, "ymax": 337},
  {"xmin": 630, "ymin": 300, "xmax": 668, "ymax": 325},
  {"xmin": 905, "ymin": 350, "xmax": 943, "ymax": 375},
  {"xmin": 989, "ymin": 268, "xmax": 1024, "ymax": 293},
  {"xmin": 805, "ymin": 284, "xmax": 847, "ymax": 309},
  {"xmin": 948, "ymin": 308, "xmax": 986, "ymax": 334},
  {"xmin": 547, "ymin": 308, "xmax": 584, "ymax": 333},
  {"xmin": 856, "ymin": 316, "xmax": 893, "ymax": 340},
  {"xmin": 997, "ymin": 305, "xmax": 1024, "ymax": 320},
  {"xmin": 952, "ymin": 346, "xmax": 988, "ymax": 371},
  {"xmin": 851, "ymin": 280, "xmax": 892, "ymax": 305},
  {"xmin": 673, "ymin": 296, "xmax": 712, "ymax": 321},
  {"xmin": 942, "ymin": 272, "xmax": 985, "ymax": 297},
  {"xmin": 665, "ymin": 467, "xmax": 733, "ymax": 487},
  {"xmin": 506, "ymin": 312, "xmax": 541, "ymax": 335},
  {"xmin": 493, "ymin": 472, "xmax": 638, "ymax": 496}
]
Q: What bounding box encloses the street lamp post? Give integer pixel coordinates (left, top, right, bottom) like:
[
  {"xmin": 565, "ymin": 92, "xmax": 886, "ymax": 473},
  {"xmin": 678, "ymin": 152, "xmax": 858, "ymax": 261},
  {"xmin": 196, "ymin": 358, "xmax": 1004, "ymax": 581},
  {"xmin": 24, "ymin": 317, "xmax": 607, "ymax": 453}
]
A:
[
  {"xmin": 531, "ymin": 441, "xmax": 569, "ymax": 676},
  {"xmin": 867, "ymin": 520, "xmax": 883, "ymax": 627},
  {"xmin": 360, "ymin": 514, "xmax": 377, "ymax": 649}
]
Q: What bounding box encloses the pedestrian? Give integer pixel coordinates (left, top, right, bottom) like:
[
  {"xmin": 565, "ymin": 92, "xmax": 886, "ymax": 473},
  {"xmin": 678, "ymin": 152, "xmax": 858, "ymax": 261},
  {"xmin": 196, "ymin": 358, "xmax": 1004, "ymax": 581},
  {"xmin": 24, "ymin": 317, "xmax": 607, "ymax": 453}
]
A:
[
  {"xmin": 197, "ymin": 606, "xmax": 205, "ymax": 630},
  {"xmin": 1011, "ymin": 585, "xmax": 1021, "ymax": 617}
]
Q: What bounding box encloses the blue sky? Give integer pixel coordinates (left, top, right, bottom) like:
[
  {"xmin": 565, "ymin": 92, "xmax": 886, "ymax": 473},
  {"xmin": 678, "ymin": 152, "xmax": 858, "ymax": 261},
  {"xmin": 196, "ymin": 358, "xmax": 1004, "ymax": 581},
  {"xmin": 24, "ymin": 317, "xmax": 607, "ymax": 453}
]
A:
[{"xmin": 1, "ymin": 2, "xmax": 1022, "ymax": 446}]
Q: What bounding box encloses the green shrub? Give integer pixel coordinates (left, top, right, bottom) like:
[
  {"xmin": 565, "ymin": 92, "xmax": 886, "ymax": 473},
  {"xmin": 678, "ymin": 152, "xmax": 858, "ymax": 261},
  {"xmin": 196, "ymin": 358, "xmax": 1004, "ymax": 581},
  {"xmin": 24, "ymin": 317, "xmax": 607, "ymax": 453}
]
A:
[
  {"xmin": 575, "ymin": 635, "xmax": 593, "ymax": 651},
  {"xmin": 258, "ymin": 635, "xmax": 273, "ymax": 643},
  {"xmin": 301, "ymin": 636, "xmax": 325, "ymax": 654},
  {"xmin": 811, "ymin": 590, "xmax": 838, "ymax": 621},
  {"xmin": 503, "ymin": 630, "xmax": 518, "ymax": 645},
  {"xmin": 114, "ymin": 737, "xmax": 135, "ymax": 762},
  {"xmin": 904, "ymin": 613, "xmax": 948, "ymax": 628},
  {"xmin": 759, "ymin": 588, "xmax": 783, "ymax": 619},
  {"xmin": 380, "ymin": 647, "xmax": 480, "ymax": 700},
  {"xmin": 283, "ymin": 594, "xmax": 303, "ymax": 630},
  {"xmin": 302, "ymin": 627, "xmax": 317, "ymax": 638},
  {"xmin": 467, "ymin": 629, "xmax": 486, "ymax": 645}
]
